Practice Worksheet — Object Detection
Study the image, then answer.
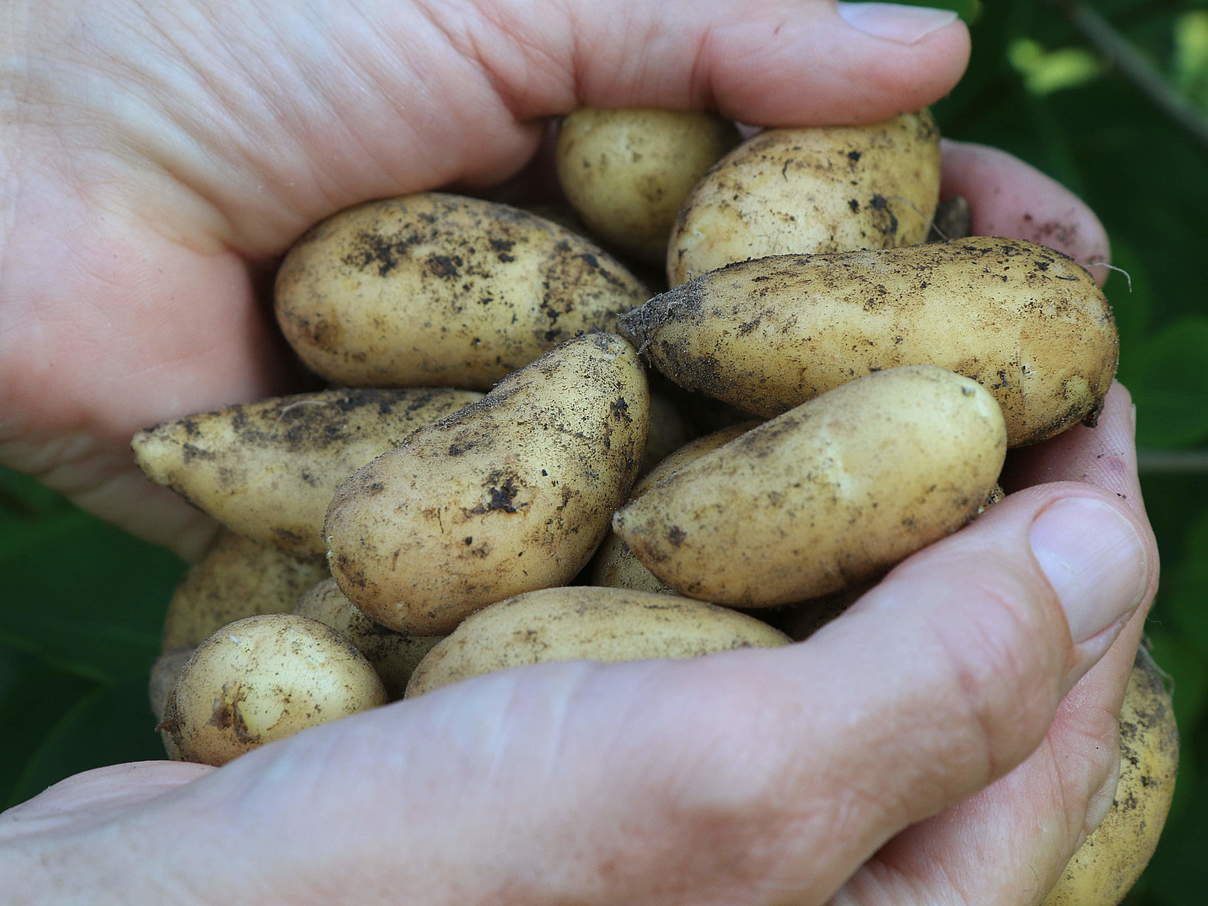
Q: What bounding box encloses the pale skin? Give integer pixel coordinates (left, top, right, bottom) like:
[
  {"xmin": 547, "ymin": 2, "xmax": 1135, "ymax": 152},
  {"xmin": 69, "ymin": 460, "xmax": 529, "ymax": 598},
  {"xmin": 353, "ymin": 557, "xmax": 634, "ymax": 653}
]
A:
[{"xmin": 0, "ymin": 1, "xmax": 1160, "ymax": 903}]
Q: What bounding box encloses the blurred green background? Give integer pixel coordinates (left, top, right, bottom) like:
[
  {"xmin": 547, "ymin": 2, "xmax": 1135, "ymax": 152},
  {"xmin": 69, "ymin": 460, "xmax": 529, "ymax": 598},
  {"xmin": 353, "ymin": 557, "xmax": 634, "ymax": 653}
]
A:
[{"xmin": 0, "ymin": 0, "xmax": 1204, "ymax": 900}]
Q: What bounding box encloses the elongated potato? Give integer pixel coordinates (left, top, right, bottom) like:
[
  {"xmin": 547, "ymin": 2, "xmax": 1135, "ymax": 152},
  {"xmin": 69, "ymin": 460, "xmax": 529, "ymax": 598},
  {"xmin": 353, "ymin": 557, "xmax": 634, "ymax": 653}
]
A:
[
  {"xmin": 1042, "ymin": 647, "xmax": 1179, "ymax": 906},
  {"xmin": 406, "ymin": 586, "xmax": 790, "ymax": 697},
  {"xmin": 622, "ymin": 238, "xmax": 1117, "ymax": 446},
  {"xmin": 556, "ymin": 108, "xmax": 740, "ymax": 265},
  {"xmin": 325, "ymin": 333, "xmax": 649, "ymax": 635},
  {"xmin": 275, "ymin": 193, "xmax": 649, "ymax": 389},
  {"xmin": 668, "ymin": 111, "xmax": 940, "ymax": 285},
  {"xmin": 161, "ymin": 530, "xmax": 329, "ymax": 650},
  {"xmin": 613, "ymin": 366, "xmax": 1006, "ymax": 606},
  {"xmin": 133, "ymin": 388, "xmax": 482, "ymax": 556},
  {"xmin": 295, "ymin": 578, "xmax": 443, "ymax": 699},
  {"xmin": 160, "ymin": 614, "xmax": 387, "ymax": 766},
  {"xmin": 592, "ymin": 422, "xmax": 758, "ymax": 593}
]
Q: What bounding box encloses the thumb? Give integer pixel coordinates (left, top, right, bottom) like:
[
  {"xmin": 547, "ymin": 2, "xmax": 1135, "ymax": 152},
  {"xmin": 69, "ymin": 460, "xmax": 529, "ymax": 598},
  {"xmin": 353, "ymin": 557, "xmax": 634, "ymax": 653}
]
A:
[{"xmin": 476, "ymin": 0, "xmax": 969, "ymax": 124}]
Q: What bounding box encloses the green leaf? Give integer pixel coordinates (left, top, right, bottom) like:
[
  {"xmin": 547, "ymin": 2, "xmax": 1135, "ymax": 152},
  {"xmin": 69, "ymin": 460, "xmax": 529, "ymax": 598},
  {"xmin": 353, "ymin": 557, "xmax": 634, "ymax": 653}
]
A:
[
  {"xmin": 0, "ymin": 645, "xmax": 98, "ymax": 808},
  {"xmin": 914, "ymin": 0, "xmax": 982, "ymax": 24},
  {"xmin": 0, "ymin": 470, "xmax": 185, "ymax": 683},
  {"xmin": 7, "ymin": 674, "xmax": 166, "ymax": 808},
  {"xmin": 1119, "ymin": 318, "xmax": 1208, "ymax": 448}
]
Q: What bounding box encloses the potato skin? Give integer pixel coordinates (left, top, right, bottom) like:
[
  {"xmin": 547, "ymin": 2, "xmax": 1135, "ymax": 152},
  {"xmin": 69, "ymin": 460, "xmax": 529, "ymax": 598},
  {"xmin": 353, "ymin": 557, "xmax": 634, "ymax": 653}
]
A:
[
  {"xmin": 556, "ymin": 108, "xmax": 740, "ymax": 265},
  {"xmin": 405, "ymin": 586, "xmax": 790, "ymax": 697},
  {"xmin": 622, "ymin": 238, "xmax": 1117, "ymax": 446},
  {"xmin": 294, "ymin": 578, "xmax": 442, "ymax": 699},
  {"xmin": 325, "ymin": 333, "xmax": 649, "ymax": 635},
  {"xmin": 275, "ymin": 193, "xmax": 649, "ymax": 389},
  {"xmin": 161, "ymin": 530, "xmax": 329, "ymax": 650},
  {"xmin": 1042, "ymin": 647, "xmax": 1179, "ymax": 906},
  {"xmin": 668, "ymin": 111, "xmax": 940, "ymax": 285},
  {"xmin": 133, "ymin": 388, "xmax": 482, "ymax": 556},
  {"xmin": 161, "ymin": 614, "xmax": 386, "ymax": 766},
  {"xmin": 613, "ymin": 366, "xmax": 1006, "ymax": 606}
]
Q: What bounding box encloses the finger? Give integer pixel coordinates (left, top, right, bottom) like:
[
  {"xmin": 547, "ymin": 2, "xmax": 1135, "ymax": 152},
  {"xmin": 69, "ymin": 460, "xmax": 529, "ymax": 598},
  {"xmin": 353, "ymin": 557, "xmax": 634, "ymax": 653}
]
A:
[
  {"xmin": 470, "ymin": 0, "xmax": 968, "ymax": 126},
  {"xmin": 1004, "ymin": 382, "xmax": 1140, "ymax": 512},
  {"xmin": 941, "ymin": 139, "xmax": 1110, "ymax": 284},
  {"xmin": 835, "ymin": 394, "xmax": 1150, "ymax": 905}
]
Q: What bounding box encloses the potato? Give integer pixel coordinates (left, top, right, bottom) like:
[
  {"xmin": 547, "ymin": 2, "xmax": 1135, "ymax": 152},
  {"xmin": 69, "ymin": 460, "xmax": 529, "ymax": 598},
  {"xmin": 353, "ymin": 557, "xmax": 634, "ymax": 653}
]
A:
[
  {"xmin": 592, "ymin": 422, "xmax": 758, "ymax": 594},
  {"xmin": 1042, "ymin": 647, "xmax": 1179, "ymax": 905},
  {"xmin": 275, "ymin": 193, "xmax": 649, "ymax": 389},
  {"xmin": 161, "ymin": 530, "xmax": 328, "ymax": 650},
  {"xmin": 405, "ymin": 586, "xmax": 790, "ymax": 697},
  {"xmin": 160, "ymin": 614, "xmax": 386, "ymax": 766},
  {"xmin": 639, "ymin": 392, "xmax": 696, "ymax": 475},
  {"xmin": 149, "ymin": 646, "xmax": 193, "ymax": 722},
  {"xmin": 325, "ymin": 333, "xmax": 649, "ymax": 635},
  {"xmin": 668, "ymin": 111, "xmax": 940, "ymax": 285},
  {"xmin": 556, "ymin": 108, "xmax": 740, "ymax": 265},
  {"xmin": 621, "ymin": 238, "xmax": 1117, "ymax": 446},
  {"xmin": 133, "ymin": 388, "xmax": 482, "ymax": 556},
  {"xmin": 613, "ymin": 366, "xmax": 1006, "ymax": 607},
  {"xmin": 295, "ymin": 578, "xmax": 443, "ymax": 699}
]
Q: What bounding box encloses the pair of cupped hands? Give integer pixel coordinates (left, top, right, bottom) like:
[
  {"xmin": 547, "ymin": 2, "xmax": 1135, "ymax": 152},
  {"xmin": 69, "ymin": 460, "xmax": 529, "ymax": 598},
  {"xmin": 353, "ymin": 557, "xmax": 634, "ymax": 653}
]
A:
[{"xmin": 0, "ymin": 1, "xmax": 1159, "ymax": 903}]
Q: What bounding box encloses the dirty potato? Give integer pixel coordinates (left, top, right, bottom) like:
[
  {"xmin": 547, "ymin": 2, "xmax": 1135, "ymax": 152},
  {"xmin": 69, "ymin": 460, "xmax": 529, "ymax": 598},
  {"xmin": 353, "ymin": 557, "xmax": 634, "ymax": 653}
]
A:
[
  {"xmin": 275, "ymin": 193, "xmax": 649, "ymax": 389},
  {"xmin": 406, "ymin": 586, "xmax": 790, "ymax": 697},
  {"xmin": 622, "ymin": 238, "xmax": 1117, "ymax": 446},
  {"xmin": 160, "ymin": 614, "xmax": 387, "ymax": 766},
  {"xmin": 325, "ymin": 333, "xmax": 649, "ymax": 635},
  {"xmin": 556, "ymin": 108, "xmax": 740, "ymax": 265},
  {"xmin": 133, "ymin": 388, "xmax": 482, "ymax": 556},
  {"xmin": 613, "ymin": 366, "xmax": 1006, "ymax": 606},
  {"xmin": 295, "ymin": 578, "xmax": 443, "ymax": 699},
  {"xmin": 668, "ymin": 111, "xmax": 940, "ymax": 285},
  {"xmin": 160, "ymin": 530, "xmax": 329, "ymax": 651}
]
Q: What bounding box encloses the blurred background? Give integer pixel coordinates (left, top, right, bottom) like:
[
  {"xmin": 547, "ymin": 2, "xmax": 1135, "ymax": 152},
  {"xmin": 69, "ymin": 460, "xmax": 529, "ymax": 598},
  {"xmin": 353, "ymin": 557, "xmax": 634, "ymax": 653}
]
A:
[{"xmin": 0, "ymin": 0, "xmax": 1203, "ymax": 900}]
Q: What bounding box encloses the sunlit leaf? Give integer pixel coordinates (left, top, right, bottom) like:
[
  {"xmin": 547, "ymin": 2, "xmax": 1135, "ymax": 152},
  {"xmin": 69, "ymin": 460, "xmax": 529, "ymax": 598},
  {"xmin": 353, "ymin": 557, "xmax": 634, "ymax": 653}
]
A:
[{"xmin": 1008, "ymin": 38, "xmax": 1103, "ymax": 95}]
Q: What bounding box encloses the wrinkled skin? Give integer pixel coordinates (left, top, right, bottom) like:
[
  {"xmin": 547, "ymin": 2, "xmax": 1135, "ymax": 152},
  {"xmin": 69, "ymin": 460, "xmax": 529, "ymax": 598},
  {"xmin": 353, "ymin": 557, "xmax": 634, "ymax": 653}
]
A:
[{"xmin": 1, "ymin": 2, "xmax": 1157, "ymax": 905}]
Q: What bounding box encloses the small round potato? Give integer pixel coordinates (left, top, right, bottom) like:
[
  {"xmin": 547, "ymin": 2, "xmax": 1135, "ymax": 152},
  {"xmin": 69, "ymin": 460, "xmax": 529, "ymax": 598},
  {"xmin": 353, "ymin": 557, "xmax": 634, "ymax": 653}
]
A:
[
  {"xmin": 406, "ymin": 586, "xmax": 791, "ymax": 697},
  {"xmin": 556, "ymin": 108, "xmax": 740, "ymax": 265},
  {"xmin": 160, "ymin": 614, "xmax": 387, "ymax": 766}
]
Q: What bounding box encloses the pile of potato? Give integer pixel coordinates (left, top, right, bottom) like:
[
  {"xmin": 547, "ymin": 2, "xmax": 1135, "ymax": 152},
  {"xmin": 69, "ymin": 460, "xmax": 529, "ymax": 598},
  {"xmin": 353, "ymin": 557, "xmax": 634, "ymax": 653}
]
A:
[{"xmin": 136, "ymin": 108, "xmax": 1171, "ymax": 903}]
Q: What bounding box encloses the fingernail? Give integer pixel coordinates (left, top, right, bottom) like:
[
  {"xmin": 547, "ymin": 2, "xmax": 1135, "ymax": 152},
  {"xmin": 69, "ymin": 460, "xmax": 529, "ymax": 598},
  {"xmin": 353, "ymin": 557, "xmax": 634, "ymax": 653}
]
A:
[
  {"xmin": 837, "ymin": 2, "xmax": 959, "ymax": 45},
  {"xmin": 1030, "ymin": 498, "xmax": 1148, "ymax": 644}
]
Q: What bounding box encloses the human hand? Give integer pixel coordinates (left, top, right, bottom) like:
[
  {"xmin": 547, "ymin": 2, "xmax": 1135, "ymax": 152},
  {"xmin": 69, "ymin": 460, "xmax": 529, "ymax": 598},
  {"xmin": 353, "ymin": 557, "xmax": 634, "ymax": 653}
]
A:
[{"xmin": 0, "ymin": 1, "xmax": 1158, "ymax": 903}]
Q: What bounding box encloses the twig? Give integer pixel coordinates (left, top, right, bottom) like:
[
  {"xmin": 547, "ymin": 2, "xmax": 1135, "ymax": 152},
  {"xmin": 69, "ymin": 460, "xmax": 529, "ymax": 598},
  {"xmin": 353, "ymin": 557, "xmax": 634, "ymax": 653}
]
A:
[
  {"xmin": 1138, "ymin": 448, "xmax": 1208, "ymax": 474},
  {"xmin": 1058, "ymin": 2, "xmax": 1208, "ymax": 154}
]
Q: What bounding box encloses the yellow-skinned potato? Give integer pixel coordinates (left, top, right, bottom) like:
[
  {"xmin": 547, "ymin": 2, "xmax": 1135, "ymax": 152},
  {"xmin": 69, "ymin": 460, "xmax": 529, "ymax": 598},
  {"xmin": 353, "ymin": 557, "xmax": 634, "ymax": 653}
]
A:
[
  {"xmin": 405, "ymin": 586, "xmax": 790, "ymax": 698},
  {"xmin": 592, "ymin": 422, "xmax": 757, "ymax": 593},
  {"xmin": 613, "ymin": 366, "xmax": 1006, "ymax": 607},
  {"xmin": 160, "ymin": 614, "xmax": 387, "ymax": 766},
  {"xmin": 1042, "ymin": 647, "xmax": 1178, "ymax": 906},
  {"xmin": 668, "ymin": 111, "xmax": 940, "ymax": 285},
  {"xmin": 133, "ymin": 388, "xmax": 482, "ymax": 556},
  {"xmin": 275, "ymin": 193, "xmax": 649, "ymax": 389},
  {"xmin": 161, "ymin": 530, "xmax": 329, "ymax": 651},
  {"xmin": 622, "ymin": 238, "xmax": 1117, "ymax": 446},
  {"xmin": 150, "ymin": 647, "xmax": 194, "ymax": 722},
  {"xmin": 295, "ymin": 578, "xmax": 443, "ymax": 699},
  {"xmin": 325, "ymin": 333, "xmax": 649, "ymax": 635},
  {"xmin": 556, "ymin": 108, "xmax": 741, "ymax": 265}
]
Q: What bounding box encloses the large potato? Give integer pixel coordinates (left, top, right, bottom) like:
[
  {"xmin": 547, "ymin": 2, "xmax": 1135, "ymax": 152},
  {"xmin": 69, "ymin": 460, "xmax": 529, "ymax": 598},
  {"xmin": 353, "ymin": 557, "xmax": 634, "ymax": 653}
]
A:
[
  {"xmin": 160, "ymin": 614, "xmax": 386, "ymax": 766},
  {"xmin": 667, "ymin": 111, "xmax": 940, "ymax": 285},
  {"xmin": 134, "ymin": 388, "xmax": 482, "ymax": 556},
  {"xmin": 622, "ymin": 238, "xmax": 1117, "ymax": 446},
  {"xmin": 556, "ymin": 108, "xmax": 740, "ymax": 265},
  {"xmin": 295, "ymin": 578, "xmax": 443, "ymax": 699},
  {"xmin": 406, "ymin": 586, "xmax": 790, "ymax": 698},
  {"xmin": 1042, "ymin": 647, "xmax": 1179, "ymax": 906},
  {"xmin": 275, "ymin": 193, "xmax": 649, "ymax": 388},
  {"xmin": 325, "ymin": 333, "xmax": 649, "ymax": 635},
  {"xmin": 160, "ymin": 530, "xmax": 328, "ymax": 650},
  {"xmin": 613, "ymin": 366, "xmax": 1006, "ymax": 607}
]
